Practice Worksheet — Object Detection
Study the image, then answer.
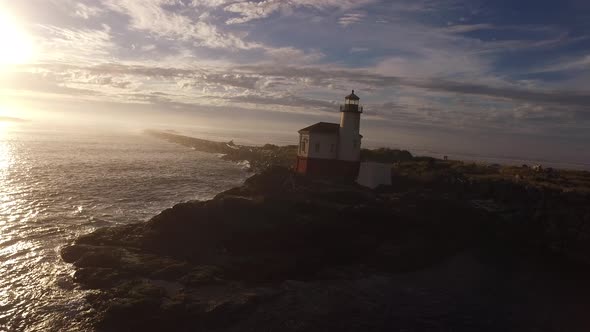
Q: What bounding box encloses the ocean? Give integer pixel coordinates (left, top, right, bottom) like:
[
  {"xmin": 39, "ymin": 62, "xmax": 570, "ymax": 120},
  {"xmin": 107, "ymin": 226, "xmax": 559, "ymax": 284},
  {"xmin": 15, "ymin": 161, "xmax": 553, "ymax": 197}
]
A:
[{"xmin": 0, "ymin": 124, "xmax": 249, "ymax": 331}]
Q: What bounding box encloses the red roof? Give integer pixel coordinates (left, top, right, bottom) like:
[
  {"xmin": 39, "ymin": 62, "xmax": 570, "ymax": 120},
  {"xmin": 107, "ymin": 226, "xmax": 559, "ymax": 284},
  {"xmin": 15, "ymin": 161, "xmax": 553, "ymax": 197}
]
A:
[{"xmin": 298, "ymin": 122, "xmax": 340, "ymax": 134}]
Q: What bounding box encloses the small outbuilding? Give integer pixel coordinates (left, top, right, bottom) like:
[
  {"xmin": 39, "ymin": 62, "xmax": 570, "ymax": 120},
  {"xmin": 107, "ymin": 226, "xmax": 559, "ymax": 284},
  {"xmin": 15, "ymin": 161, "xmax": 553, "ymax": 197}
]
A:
[{"xmin": 356, "ymin": 162, "xmax": 393, "ymax": 189}]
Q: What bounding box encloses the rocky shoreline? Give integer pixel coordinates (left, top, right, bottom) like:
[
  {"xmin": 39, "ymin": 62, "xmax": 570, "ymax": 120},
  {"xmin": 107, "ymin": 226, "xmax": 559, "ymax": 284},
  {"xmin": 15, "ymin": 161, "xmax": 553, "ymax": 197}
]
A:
[
  {"xmin": 145, "ymin": 130, "xmax": 299, "ymax": 172},
  {"xmin": 62, "ymin": 162, "xmax": 590, "ymax": 331}
]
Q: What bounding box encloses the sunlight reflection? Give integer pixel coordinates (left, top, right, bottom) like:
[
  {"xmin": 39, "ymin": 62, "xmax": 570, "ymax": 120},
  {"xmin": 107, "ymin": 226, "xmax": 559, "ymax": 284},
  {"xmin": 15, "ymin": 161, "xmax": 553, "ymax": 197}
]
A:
[
  {"xmin": 0, "ymin": 123, "xmax": 14, "ymax": 171},
  {"xmin": 0, "ymin": 124, "xmax": 16, "ymax": 227}
]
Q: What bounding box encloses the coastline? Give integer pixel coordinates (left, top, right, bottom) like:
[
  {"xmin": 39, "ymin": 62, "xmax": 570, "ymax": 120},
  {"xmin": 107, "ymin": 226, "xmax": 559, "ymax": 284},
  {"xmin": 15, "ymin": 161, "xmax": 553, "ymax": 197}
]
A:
[
  {"xmin": 145, "ymin": 130, "xmax": 298, "ymax": 173},
  {"xmin": 60, "ymin": 133, "xmax": 590, "ymax": 330},
  {"xmin": 146, "ymin": 129, "xmax": 590, "ymax": 193}
]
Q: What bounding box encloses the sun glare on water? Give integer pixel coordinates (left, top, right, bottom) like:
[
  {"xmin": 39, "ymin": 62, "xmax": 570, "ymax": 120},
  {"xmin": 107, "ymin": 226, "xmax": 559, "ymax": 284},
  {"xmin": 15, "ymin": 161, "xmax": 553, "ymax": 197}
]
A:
[{"xmin": 0, "ymin": 10, "xmax": 35, "ymax": 66}]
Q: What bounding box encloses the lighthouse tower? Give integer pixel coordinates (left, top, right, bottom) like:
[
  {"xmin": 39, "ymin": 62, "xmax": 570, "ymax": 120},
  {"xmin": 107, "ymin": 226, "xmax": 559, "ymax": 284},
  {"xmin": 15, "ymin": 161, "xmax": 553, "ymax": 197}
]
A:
[{"xmin": 338, "ymin": 90, "xmax": 363, "ymax": 162}]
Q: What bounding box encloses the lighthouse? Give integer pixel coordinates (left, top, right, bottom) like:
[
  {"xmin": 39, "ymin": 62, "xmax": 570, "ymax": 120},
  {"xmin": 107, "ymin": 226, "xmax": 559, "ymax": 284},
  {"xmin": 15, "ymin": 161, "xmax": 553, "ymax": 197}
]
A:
[
  {"xmin": 295, "ymin": 90, "xmax": 363, "ymax": 179},
  {"xmin": 338, "ymin": 90, "xmax": 363, "ymax": 162}
]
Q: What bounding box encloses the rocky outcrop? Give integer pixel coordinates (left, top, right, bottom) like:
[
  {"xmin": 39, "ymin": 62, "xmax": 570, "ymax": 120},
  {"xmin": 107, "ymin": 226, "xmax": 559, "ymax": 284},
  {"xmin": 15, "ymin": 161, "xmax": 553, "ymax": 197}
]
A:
[
  {"xmin": 461, "ymin": 178, "xmax": 590, "ymax": 264},
  {"xmin": 62, "ymin": 167, "xmax": 590, "ymax": 331},
  {"xmin": 388, "ymin": 160, "xmax": 590, "ymax": 264}
]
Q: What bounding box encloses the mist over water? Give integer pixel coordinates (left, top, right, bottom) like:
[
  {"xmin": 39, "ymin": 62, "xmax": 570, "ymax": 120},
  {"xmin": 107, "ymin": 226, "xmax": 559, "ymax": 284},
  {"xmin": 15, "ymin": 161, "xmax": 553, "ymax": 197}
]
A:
[{"xmin": 0, "ymin": 124, "xmax": 248, "ymax": 331}]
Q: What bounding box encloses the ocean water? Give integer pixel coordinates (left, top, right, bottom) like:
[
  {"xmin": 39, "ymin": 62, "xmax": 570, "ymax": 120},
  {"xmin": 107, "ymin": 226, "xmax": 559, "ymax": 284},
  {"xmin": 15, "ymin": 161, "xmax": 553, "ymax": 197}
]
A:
[{"xmin": 0, "ymin": 124, "xmax": 249, "ymax": 332}]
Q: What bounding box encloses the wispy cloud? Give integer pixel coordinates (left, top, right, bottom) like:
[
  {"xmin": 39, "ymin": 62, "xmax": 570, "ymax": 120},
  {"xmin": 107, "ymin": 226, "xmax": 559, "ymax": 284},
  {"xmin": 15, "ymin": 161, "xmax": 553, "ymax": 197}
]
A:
[
  {"xmin": 223, "ymin": 0, "xmax": 376, "ymax": 24},
  {"xmin": 34, "ymin": 24, "xmax": 114, "ymax": 64},
  {"xmin": 338, "ymin": 12, "xmax": 367, "ymax": 27},
  {"xmin": 9, "ymin": 60, "xmax": 590, "ymax": 130},
  {"xmin": 441, "ymin": 23, "xmax": 494, "ymax": 33},
  {"xmin": 102, "ymin": 0, "xmax": 261, "ymax": 50},
  {"xmin": 530, "ymin": 55, "xmax": 590, "ymax": 74},
  {"xmin": 73, "ymin": 3, "xmax": 104, "ymax": 19}
]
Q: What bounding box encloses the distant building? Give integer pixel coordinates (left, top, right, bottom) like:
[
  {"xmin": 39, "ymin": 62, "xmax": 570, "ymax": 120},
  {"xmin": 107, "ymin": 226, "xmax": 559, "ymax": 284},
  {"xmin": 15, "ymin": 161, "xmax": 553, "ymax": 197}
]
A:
[{"xmin": 295, "ymin": 90, "xmax": 363, "ymax": 179}]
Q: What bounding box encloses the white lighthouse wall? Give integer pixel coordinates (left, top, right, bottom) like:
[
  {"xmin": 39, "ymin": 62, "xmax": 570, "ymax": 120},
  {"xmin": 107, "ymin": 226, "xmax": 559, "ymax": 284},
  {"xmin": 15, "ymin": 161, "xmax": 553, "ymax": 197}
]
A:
[
  {"xmin": 306, "ymin": 133, "xmax": 339, "ymax": 160},
  {"xmin": 338, "ymin": 132, "xmax": 361, "ymax": 161},
  {"xmin": 339, "ymin": 112, "xmax": 362, "ymax": 161},
  {"xmin": 340, "ymin": 112, "xmax": 360, "ymax": 133}
]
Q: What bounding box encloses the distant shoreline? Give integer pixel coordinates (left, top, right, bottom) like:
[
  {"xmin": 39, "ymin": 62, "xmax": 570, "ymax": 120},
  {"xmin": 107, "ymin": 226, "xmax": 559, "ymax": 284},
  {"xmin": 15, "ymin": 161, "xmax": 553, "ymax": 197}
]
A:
[
  {"xmin": 145, "ymin": 129, "xmax": 297, "ymax": 172},
  {"xmin": 408, "ymin": 148, "xmax": 590, "ymax": 172},
  {"xmin": 146, "ymin": 129, "xmax": 590, "ymax": 173}
]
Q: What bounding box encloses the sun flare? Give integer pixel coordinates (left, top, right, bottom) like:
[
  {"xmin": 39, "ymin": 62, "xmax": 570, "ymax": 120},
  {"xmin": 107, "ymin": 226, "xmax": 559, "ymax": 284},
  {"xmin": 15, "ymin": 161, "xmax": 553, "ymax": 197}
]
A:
[{"xmin": 0, "ymin": 11, "xmax": 35, "ymax": 66}]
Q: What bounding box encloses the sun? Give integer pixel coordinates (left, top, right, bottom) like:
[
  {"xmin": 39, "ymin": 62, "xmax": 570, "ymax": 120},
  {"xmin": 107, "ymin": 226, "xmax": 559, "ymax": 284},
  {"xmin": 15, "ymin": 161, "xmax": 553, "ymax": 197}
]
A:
[{"xmin": 0, "ymin": 10, "xmax": 35, "ymax": 66}]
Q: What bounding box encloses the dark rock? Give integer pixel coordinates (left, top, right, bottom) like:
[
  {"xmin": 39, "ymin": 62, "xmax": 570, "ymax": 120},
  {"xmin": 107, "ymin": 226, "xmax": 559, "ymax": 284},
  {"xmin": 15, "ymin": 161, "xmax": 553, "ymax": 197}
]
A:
[
  {"xmin": 150, "ymin": 262, "xmax": 192, "ymax": 280},
  {"xmin": 62, "ymin": 166, "xmax": 590, "ymax": 331},
  {"xmin": 60, "ymin": 244, "xmax": 85, "ymax": 263},
  {"xmin": 74, "ymin": 267, "xmax": 129, "ymax": 289},
  {"xmin": 74, "ymin": 247, "xmax": 124, "ymax": 268}
]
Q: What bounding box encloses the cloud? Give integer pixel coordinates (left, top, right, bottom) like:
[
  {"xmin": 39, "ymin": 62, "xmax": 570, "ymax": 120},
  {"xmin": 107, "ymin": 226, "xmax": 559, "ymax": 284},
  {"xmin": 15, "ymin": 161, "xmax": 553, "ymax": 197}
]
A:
[
  {"xmin": 223, "ymin": 0, "xmax": 284, "ymax": 25},
  {"xmin": 73, "ymin": 3, "xmax": 105, "ymax": 19},
  {"xmin": 373, "ymin": 54, "xmax": 491, "ymax": 80},
  {"xmin": 98, "ymin": 0, "xmax": 326, "ymax": 63},
  {"xmin": 0, "ymin": 71, "xmax": 101, "ymax": 98},
  {"xmin": 441, "ymin": 23, "xmax": 494, "ymax": 33},
  {"xmin": 235, "ymin": 64, "xmax": 590, "ymax": 109},
  {"xmin": 338, "ymin": 12, "xmax": 367, "ymax": 27},
  {"xmin": 264, "ymin": 47, "xmax": 325, "ymax": 64},
  {"xmin": 34, "ymin": 24, "xmax": 114, "ymax": 64},
  {"xmin": 350, "ymin": 47, "xmax": 370, "ymax": 53},
  {"xmin": 530, "ymin": 55, "xmax": 590, "ymax": 74},
  {"xmin": 223, "ymin": 0, "xmax": 376, "ymax": 24},
  {"xmin": 20, "ymin": 59, "xmax": 590, "ymax": 125},
  {"xmin": 227, "ymin": 93, "xmax": 336, "ymax": 111},
  {"xmin": 102, "ymin": 0, "xmax": 261, "ymax": 50}
]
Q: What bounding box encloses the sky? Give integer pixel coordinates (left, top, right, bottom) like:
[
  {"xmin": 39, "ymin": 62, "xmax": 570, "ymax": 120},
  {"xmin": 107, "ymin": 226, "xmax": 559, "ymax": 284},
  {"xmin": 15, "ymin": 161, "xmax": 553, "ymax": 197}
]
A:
[{"xmin": 0, "ymin": 0, "xmax": 589, "ymax": 166}]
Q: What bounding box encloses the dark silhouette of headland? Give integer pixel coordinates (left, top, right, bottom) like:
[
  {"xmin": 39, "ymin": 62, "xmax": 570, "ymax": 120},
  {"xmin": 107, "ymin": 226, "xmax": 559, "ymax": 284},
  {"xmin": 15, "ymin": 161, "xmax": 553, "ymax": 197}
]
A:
[{"xmin": 61, "ymin": 130, "xmax": 590, "ymax": 331}]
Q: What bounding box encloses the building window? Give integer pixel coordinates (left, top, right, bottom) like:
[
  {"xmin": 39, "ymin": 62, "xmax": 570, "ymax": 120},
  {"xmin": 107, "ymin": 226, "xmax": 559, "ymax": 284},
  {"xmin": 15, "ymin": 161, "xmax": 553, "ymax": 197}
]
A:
[
  {"xmin": 300, "ymin": 138, "xmax": 307, "ymax": 153},
  {"xmin": 315, "ymin": 143, "xmax": 320, "ymax": 153},
  {"xmin": 330, "ymin": 144, "xmax": 335, "ymax": 153}
]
